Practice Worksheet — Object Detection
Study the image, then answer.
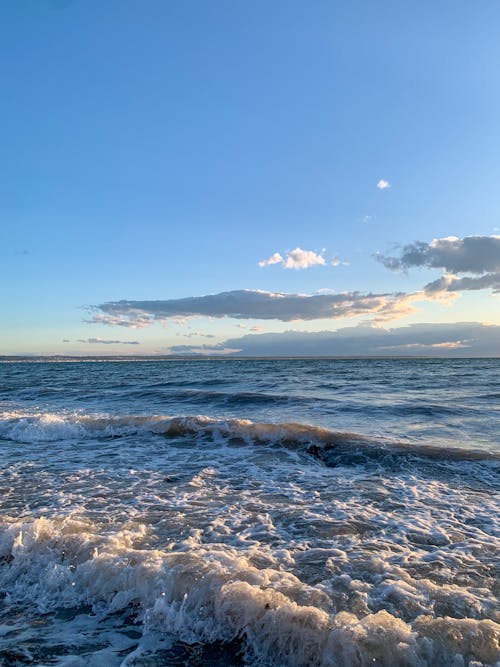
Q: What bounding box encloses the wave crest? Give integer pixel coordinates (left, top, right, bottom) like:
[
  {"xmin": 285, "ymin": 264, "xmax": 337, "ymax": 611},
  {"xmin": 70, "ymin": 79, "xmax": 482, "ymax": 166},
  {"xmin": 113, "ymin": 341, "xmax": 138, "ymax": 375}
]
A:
[{"xmin": 1, "ymin": 410, "xmax": 498, "ymax": 466}]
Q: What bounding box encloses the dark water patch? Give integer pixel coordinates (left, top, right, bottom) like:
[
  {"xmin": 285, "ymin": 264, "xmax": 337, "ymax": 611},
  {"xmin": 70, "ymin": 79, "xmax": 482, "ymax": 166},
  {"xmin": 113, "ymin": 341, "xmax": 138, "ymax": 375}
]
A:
[
  {"xmin": 124, "ymin": 388, "xmax": 317, "ymax": 408},
  {"xmin": 134, "ymin": 639, "xmax": 245, "ymax": 666}
]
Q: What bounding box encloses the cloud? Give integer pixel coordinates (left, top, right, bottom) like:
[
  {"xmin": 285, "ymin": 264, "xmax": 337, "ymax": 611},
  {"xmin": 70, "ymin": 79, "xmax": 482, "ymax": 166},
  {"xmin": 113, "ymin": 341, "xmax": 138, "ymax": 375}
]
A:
[
  {"xmin": 258, "ymin": 252, "xmax": 284, "ymax": 267},
  {"xmin": 74, "ymin": 338, "xmax": 140, "ymax": 345},
  {"xmin": 166, "ymin": 344, "xmax": 240, "ymax": 355},
  {"xmin": 183, "ymin": 331, "xmax": 216, "ymax": 339},
  {"xmin": 378, "ymin": 235, "xmax": 500, "ymax": 275},
  {"xmin": 424, "ymin": 272, "xmax": 500, "ymax": 295},
  {"xmin": 377, "ymin": 340, "xmax": 470, "ymax": 351},
  {"xmin": 88, "ymin": 313, "xmax": 153, "ymax": 329},
  {"xmin": 377, "ymin": 179, "xmax": 390, "ymax": 190},
  {"xmin": 90, "ymin": 289, "xmax": 419, "ymax": 327},
  {"xmin": 220, "ymin": 322, "xmax": 500, "ymax": 357},
  {"xmin": 259, "ymin": 247, "xmax": 326, "ymax": 270}
]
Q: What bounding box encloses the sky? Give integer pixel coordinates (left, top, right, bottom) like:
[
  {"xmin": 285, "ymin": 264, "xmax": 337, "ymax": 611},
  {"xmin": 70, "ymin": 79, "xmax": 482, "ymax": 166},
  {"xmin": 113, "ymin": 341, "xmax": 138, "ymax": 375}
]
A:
[{"xmin": 1, "ymin": 0, "xmax": 500, "ymax": 356}]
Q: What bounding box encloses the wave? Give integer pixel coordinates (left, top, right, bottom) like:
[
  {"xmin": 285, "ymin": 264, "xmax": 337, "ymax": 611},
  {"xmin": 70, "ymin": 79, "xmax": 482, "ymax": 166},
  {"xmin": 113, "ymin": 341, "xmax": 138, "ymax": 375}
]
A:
[
  {"xmin": 1, "ymin": 410, "xmax": 498, "ymax": 467},
  {"xmin": 0, "ymin": 515, "xmax": 499, "ymax": 666},
  {"xmin": 124, "ymin": 387, "xmax": 312, "ymax": 407}
]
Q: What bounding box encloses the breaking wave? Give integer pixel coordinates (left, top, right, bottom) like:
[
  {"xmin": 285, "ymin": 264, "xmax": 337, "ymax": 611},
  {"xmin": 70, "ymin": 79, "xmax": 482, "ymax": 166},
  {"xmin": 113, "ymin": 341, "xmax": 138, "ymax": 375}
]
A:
[{"xmin": 1, "ymin": 410, "xmax": 498, "ymax": 467}]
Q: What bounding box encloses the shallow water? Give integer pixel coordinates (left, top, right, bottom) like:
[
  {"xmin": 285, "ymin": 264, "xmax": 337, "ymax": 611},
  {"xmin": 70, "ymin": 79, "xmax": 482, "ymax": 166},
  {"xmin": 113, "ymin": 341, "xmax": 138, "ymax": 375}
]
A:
[{"xmin": 0, "ymin": 359, "xmax": 499, "ymax": 666}]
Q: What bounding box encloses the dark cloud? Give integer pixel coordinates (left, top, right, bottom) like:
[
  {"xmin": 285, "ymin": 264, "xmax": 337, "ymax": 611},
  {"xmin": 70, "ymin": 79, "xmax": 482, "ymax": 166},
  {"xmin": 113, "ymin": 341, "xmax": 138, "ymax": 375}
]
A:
[
  {"xmin": 75, "ymin": 338, "xmax": 140, "ymax": 345},
  {"xmin": 378, "ymin": 236, "xmax": 500, "ymax": 275},
  {"xmin": 90, "ymin": 289, "xmax": 416, "ymax": 326},
  {"xmin": 167, "ymin": 344, "xmax": 237, "ymax": 355},
  {"xmin": 184, "ymin": 332, "xmax": 216, "ymax": 339},
  {"xmin": 220, "ymin": 322, "xmax": 500, "ymax": 357},
  {"xmin": 424, "ymin": 273, "xmax": 500, "ymax": 294}
]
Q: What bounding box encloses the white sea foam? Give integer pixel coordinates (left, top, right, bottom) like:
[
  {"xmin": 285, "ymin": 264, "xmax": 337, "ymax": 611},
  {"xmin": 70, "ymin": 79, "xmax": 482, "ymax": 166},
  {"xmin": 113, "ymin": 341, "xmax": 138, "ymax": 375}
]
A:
[
  {"xmin": 0, "ymin": 515, "xmax": 499, "ymax": 666},
  {"xmin": 0, "ymin": 397, "xmax": 499, "ymax": 665}
]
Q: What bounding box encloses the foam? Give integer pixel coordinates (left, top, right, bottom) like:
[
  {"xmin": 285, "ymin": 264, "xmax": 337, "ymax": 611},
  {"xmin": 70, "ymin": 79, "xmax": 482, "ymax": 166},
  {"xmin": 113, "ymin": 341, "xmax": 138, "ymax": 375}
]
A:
[
  {"xmin": 0, "ymin": 515, "xmax": 499, "ymax": 666},
  {"xmin": 1, "ymin": 401, "xmax": 499, "ymax": 664}
]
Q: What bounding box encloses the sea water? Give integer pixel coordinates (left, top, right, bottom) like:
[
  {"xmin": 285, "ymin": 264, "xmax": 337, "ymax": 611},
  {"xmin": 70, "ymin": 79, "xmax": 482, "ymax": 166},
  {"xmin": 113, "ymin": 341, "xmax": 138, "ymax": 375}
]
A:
[{"xmin": 0, "ymin": 358, "xmax": 498, "ymax": 666}]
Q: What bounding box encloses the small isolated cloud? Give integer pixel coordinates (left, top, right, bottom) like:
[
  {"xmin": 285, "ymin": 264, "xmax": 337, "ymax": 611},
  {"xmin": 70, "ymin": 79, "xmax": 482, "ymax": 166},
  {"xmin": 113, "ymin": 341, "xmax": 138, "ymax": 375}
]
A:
[
  {"xmin": 88, "ymin": 313, "xmax": 152, "ymax": 329},
  {"xmin": 75, "ymin": 337, "xmax": 140, "ymax": 345},
  {"xmin": 377, "ymin": 179, "xmax": 390, "ymax": 190},
  {"xmin": 361, "ymin": 215, "xmax": 374, "ymax": 224},
  {"xmin": 330, "ymin": 257, "xmax": 349, "ymax": 267},
  {"xmin": 184, "ymin": 331, "xmax": 216, "ymax": 339},
  {"xmin": 259, "ymin": 247, "xmax": 326, "ymax": 270},
  {"xmin": 90, "ymin": 288, "xmax": 420, "ymax": 327}
]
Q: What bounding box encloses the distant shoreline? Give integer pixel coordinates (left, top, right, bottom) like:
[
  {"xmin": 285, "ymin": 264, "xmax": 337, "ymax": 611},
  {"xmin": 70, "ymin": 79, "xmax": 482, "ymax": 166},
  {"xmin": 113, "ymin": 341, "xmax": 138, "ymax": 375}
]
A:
[{"xmin": 1, "ymin": 355, "xmax": 499, "ymax": 362}]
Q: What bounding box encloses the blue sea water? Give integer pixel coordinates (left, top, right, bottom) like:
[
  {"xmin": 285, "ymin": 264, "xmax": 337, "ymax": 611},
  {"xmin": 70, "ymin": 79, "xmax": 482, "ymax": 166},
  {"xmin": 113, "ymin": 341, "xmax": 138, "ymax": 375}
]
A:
[{"xmin": 0, "ymin": 359, "xmax": 499, "ymax": 666}]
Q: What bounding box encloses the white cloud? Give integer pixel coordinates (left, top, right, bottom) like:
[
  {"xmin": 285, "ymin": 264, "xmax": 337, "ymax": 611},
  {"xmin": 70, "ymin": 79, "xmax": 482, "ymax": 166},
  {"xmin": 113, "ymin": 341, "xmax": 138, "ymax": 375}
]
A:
[
  {"xmin": 377, "ymin": 179, "xmax": 390, "ymax": 190},
  {"xmin": 284, "ymin": 247, "xmax": 326, "ymax": 269},
  {"xmin": 259, "ymin": 247, "xmax": 326, "ymax": 270},
  {"xmin": 258, "ymin": 252, "xmax": 284, "ymax": 267}
]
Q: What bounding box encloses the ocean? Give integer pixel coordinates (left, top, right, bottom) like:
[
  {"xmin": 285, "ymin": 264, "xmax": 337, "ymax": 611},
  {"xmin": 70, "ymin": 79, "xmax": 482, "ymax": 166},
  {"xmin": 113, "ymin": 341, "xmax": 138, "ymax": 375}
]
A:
[{"xmin": 0, "ymin": 358, "xmax": 498, "ymax": 666}]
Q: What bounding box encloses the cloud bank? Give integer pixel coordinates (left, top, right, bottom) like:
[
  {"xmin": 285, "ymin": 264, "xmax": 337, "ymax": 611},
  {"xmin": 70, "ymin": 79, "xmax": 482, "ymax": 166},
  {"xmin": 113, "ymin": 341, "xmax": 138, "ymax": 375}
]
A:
[
  {"xmin": 167, "ymin": 344, "xmax": 239, "ymax": 355},
  {"xmin": 90, "ymin": 289, "xmax": 419, "ymax": 327},
  {"xmin": 220, "ymin": 322, "xmax": 500, "ymax": 357},
  {"xmin": 259, "ymin": 247, "xmax": 326, "ymax": 269}
]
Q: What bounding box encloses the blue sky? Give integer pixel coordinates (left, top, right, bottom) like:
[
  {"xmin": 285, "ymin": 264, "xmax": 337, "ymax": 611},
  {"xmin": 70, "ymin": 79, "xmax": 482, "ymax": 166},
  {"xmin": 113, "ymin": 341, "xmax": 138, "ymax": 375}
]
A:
[{"xmin": 1, "ymin": 1, "xmax": 500, "ymax": 355}]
